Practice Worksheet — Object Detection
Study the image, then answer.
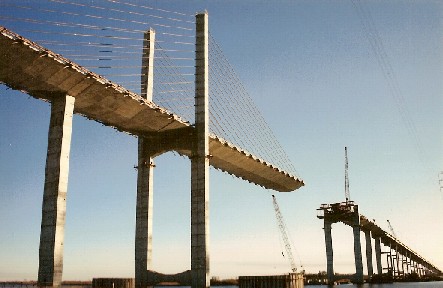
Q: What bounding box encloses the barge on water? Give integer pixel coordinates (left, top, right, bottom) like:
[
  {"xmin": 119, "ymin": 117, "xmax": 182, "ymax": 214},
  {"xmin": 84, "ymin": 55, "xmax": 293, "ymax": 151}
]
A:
[{"xmin": 239, "ymin": 273, "xmax": 304, "ymax": 288}]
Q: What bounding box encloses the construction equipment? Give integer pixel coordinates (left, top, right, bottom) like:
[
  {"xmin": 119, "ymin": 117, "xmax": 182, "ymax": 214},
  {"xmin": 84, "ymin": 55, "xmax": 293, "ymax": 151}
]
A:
[
  {"xmin": 439, "ymin": 172, "xmax": 443, "ymax": 193},
  {"xmin": 387, "ymin": 220, "xmax": 397, "ymax": 239},
  {"xmin": 272, "ymin": 195, "xmax": 297, "ymax": 272},
  {"xmin": 345, "ymin": 147, "xmax": 351, "ymax": 203}
]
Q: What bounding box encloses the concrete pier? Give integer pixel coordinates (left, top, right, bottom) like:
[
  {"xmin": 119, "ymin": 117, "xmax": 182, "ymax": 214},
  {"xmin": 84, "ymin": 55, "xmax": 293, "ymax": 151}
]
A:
[
  {"xmin": 374, "ymin": 237, "xmax": 383, "ymax": 275},
  {"xmin": 318, "ymin": 202, "xmax": 442, "ymax": 282},
  {"xmin": 135, "ymin": 28, "xmax": 156, "ymax": 288},
  {"xmin": 38, "ymin": 94, "xmax": 75, "ymax": 288},
  {"xmin": 146, "ymin": 270, "xmax": 192, "ymax": 286},
  {"xmin": 364, "ymin": 230, "xmax": 373, "ymax": 276},
  {"xmin": 191, "ymin": 12, "xmax": 210, "ymax": 288},
  {"xmin": 352, "ymin": 224, "xmax": 364, "ymax": 284},
  {"xmin": 323, "ymin": 221, "xmax": 334, "ymax": 284}
]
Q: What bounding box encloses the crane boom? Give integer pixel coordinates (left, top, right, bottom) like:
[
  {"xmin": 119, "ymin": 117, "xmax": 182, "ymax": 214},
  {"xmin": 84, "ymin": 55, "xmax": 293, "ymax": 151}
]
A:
[
  {"xmin": 345, "ymin": 147, "xmax": 351, "ymax": 203},
  {"xmin": 272, "ymin": 195, "xmax": 297, "ymax": 272},
  {"xmin": 387, "ymin": 220, "xmax": 397, "ymax": 239}
]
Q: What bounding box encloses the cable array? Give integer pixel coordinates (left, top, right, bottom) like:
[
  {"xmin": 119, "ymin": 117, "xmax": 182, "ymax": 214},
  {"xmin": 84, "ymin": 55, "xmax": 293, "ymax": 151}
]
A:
[
  {"xmin": 351, "ymin": 0, "xmax": 430, "ymax": 176},
  {"xmin": 152, "ymin": 42, "xmax": 195, "ymax": 123},
  {"xmin": 0, "ymin": 0, "xmax": 195, "ymax": 99},
  {"xmin": 209, "ymin": 34, "xmax": 298, "ymax": 176},
  {"xmin": 0, "ymin": 0, "xmax": 299, "ymax": 176}
]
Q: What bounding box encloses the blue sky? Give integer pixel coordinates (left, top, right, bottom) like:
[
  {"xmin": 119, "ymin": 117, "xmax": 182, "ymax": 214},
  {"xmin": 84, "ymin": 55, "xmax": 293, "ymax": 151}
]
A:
[{"xmin": 1, "ymin": 0, "xmax": 442, "ymax": 280}]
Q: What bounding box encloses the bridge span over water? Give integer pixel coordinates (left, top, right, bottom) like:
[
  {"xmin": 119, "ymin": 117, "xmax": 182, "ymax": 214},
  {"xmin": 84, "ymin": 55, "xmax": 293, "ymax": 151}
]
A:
[
  {"xmin": 0, "ymin": 12, "xmax": 303, "ymax": 288},
  {"xmin": 317, "ymin": 201, "xmax": 442, "ymax": 284}
]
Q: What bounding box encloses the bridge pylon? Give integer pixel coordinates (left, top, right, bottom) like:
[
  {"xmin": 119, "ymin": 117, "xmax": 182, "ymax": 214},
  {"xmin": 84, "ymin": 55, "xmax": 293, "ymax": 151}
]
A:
[
  {"xmin": 134, "ymin": 12, "xmax": 210, "ymax": 288},
  {"xmin": 135, "ymin": 28, "xmax": 156, "ymax": 288}
]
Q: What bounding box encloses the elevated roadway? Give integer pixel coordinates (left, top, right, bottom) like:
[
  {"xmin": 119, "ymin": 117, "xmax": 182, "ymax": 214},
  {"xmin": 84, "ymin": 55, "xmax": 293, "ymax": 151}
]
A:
[
  {"xmin": 359, "ymin": 215, "xmax": 441, "ymax": 275},
  {"xmin": 317, "ymin": 201, "xmax": 441, "ymax": 284},
  {"xmin": 0, "ymin": 26, "xmax": 303, "ymax": 192}
]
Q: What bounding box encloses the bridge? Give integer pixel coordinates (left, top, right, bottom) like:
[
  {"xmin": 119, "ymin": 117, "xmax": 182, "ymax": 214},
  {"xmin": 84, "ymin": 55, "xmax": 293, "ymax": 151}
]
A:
[
  {"xmin": 317, "ymin": 201, "xmax": 442, "ymax": 284},
  {"xmin": 0, "ymin": 5, "xmax": 303, "ymax": 288}
]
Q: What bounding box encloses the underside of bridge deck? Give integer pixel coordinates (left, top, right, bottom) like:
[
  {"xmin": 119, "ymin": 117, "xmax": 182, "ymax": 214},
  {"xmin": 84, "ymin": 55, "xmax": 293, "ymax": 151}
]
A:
[{"xmin": 0, "ymin": 25, "xmax": 304, "ymax": 192}]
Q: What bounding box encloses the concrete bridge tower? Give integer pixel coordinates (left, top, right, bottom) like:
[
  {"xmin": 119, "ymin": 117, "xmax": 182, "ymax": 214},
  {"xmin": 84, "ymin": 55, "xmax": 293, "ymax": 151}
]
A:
[{"xmin": 134, "ymin": 12, "xmax": 210, "ymax": 288}]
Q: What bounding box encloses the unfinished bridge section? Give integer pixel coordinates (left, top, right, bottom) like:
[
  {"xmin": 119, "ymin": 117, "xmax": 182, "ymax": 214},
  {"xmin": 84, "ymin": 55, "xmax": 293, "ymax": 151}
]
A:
[{"xmin": 317, "ymin": 201, "xmax": 441, "ymax": 284}]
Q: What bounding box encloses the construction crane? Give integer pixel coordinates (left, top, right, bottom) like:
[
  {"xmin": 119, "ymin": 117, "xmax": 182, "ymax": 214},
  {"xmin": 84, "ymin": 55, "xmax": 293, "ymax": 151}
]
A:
[
  {"xmin": 439, "ymin": 172, "xmax": 443, "ymax": 193},
  {"xmin": 344, "ymin": 146, "xmax": 351, "ymax": 203},
  {"xmin": 387, "ymin": 220, "xmax": 397, "ymax": 239},
  {"xmin": 272, "ymin": 195, "xmax": 297, "ymax": 273}
]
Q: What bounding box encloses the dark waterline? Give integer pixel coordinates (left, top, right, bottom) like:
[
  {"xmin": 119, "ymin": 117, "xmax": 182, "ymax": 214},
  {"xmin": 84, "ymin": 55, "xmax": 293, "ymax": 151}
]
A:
[{"xmin": 2, "ymin": 283, "xmax": 443, "ymax": 288}]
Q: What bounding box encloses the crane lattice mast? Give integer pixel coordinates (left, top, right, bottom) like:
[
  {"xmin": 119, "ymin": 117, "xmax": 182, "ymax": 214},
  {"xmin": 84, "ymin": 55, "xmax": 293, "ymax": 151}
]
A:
[
  {"xmin": 272, "ymin": 195, "xmax": 297, "ymax": 273},
  {"xmin": 387, "ymin": 220, "xmax": 397, "ymax": 239},
  {"xmin": 345, "ymin": 147, "xmax": 351, "ymax": 203}
]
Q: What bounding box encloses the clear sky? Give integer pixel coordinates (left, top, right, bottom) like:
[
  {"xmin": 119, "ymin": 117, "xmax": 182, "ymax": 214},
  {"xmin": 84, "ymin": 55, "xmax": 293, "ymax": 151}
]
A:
[{"xmin": 1, "ymin": 0, "xmax": 442, "ymax": 281}]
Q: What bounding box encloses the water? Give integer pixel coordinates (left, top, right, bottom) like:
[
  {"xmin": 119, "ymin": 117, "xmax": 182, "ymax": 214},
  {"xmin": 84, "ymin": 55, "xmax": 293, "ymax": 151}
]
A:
[
  {"xmin": 156, "ymin": 284, "xmax": 443, "ymax": 288},
  {"xmin": 305, "ymin": 283, "xmax": 443, "ymax": 288},
  {"xmin": 1, "ymin": 284, "xmax": 443, "ymax": 288}
]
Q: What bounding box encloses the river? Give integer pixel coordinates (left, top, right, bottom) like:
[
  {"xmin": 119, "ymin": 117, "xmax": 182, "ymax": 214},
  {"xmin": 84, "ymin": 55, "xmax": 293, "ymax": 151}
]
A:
[{"xmin": 1, "ymin": 283, "xmax": 443, "ymax": 288}]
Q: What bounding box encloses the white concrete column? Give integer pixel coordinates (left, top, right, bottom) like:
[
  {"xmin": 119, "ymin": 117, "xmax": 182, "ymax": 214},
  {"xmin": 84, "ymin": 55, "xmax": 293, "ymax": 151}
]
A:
[
  {"xmin": 135, "ymin": 28, "xmax": 155, "ymax": 288},
  {"xmin": 191, "ymin": 12, "xmax": 210, "ymax": 288},
  {"xmin": 353, "ymin": 225, "xmax": 364, "ymax": 283},
  {"xmin": 389, "ymin": 246, "xmax": 394, "ymax": 277},
  {"xmin": 374, "ymin": 237, "xmax": 383, "ymax": 275},
  {"xmin": 400, "ymin": 253, "xmax": 405, "ymax": 276},
  {"xmin": 395, "ymin": 250, "xmax": 400, "ymax": 277},
  {"xmin": 38, "ymin": 94, "xmax": 75, "ymax": 288},
  {"xmin": 364, "ymin": 230, "xmax": 373, "ymax": 276},
  {"xmin": 323, "ymin": 221, "xmax": 334, "ymax": 285},
  {"xmin": 135, "ymin": 144, "xmax": 154, "ymax": 288},
  {"xmin": 352, "ymin": 207, "xmax": 363, "ymax": 284}
]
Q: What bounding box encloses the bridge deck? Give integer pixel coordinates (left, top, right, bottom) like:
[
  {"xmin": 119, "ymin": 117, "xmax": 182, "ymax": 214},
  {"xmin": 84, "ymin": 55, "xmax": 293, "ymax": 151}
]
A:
[
  {"xmin": 359, "ymin": 215, "xmax": 441, "ymax": 273},
  {"xmin": 0, "ymin": 26, "xmax": 303, "ymax": 192},
  {"xmin": 317, "ymin": 202, "xmax": 441, "ymax": 274}
]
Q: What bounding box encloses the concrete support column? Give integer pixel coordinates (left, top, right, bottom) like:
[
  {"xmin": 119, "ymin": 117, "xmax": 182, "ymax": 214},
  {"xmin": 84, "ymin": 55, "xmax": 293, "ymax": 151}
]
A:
[
  {"xmin": 135, "ymin": 28, "xmax": 155, "ymax": 288},
  {"xmin": 400, "ymin": 253, "xmax": 405, "ymax": 276},
  {"xmin": 396, "ymin": 252, "xmax": 401, "ymax": 276},
  {"xmin": 406, "ymin": 254, "xmax": 411, "ymax": 274},
  {"xmin": 323, "ymin": 221, "xmax": 334, "ymax": 285},
  {"xmin": 352, "ymin": 225, "xmax": 364, "ymax": 283},
  {"xmin": 407, "ymin": 256, "xmax": 411, "ymax": 275},
  {"xmin": 135, "ymin": 144, "xmax": 154, "ymax": 288},
  {"xmin": 364, "ymin": 230, "xmax": 373, "ymax": 276},
  {"xmin": 38, "ymin": 94, "xmax": 75, "ymax": 288},
  {"xmin": 403, "ymin": 252, "xmax": 409, "ymax": 274},
  {"xmin": 352, "ymin": 207, "xmax": 363, "ymax": 284},
  {"xmin": 374, "ymin": 237, "xmax": 383, "ymax": 275},
  {"xmin": 191, "ymin": 12, "xmax": 210, "ymax": 288},
  {"xmin": 389, "ymin": 247, "xmax": 394, "ymax": 277}
]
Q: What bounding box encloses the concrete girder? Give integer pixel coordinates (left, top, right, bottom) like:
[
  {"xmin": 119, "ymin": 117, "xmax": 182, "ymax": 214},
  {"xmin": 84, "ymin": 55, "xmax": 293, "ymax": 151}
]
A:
[{"xmin": 0, "ymin": 26, "xmax": 304, "ymax": 192}]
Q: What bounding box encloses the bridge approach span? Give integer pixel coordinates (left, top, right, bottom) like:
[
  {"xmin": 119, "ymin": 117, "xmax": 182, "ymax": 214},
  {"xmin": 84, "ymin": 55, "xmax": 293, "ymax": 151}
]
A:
[
  {"xmin": 318, "ymin": 202, "xmax": 441, "ymax": 284},
  {"xmin": 0, "ymin": 26, "xmax": 303, "ymax": 192}
]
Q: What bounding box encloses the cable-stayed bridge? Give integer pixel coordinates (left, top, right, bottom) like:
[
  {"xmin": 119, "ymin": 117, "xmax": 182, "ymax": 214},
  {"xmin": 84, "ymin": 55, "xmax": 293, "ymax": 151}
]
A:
[{"xmin": 0, "ymin": 2, "xmax": 303, "ymax": 288}]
